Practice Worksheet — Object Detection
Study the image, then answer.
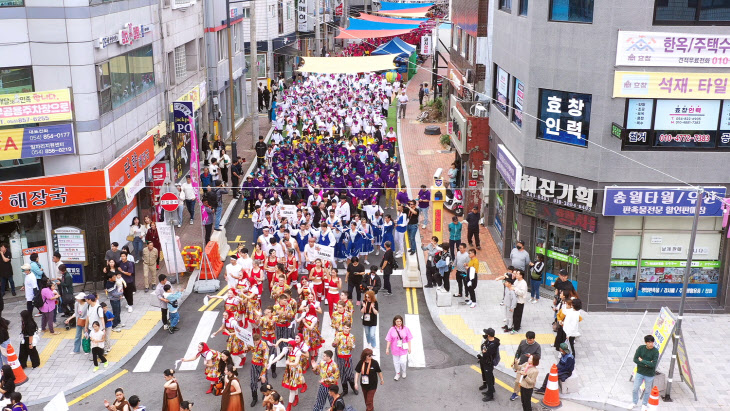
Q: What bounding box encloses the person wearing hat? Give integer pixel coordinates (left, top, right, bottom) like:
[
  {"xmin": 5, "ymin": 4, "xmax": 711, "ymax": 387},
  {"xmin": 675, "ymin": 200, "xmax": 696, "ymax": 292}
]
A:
[
  {"xmin": 478, "ymin": 328, "xmax": 501, "ymax": 402},
  {"xmin": 180, "ymin": 400, "xmax": 194, "ymax": 410},
  {"xmin": 535, "ymin": 342, "xmax": 574, "ymax": 395},
  {"xmin": 20, "ymin": 264, "xmax": 37, "ymax": 314},
  {"xmin": 65, "ymin": 292, "xmax": 89, "ymax": 353},
  {"xmin": 552, "ymin": 268, "xmax": 575, "ymax": 303}
]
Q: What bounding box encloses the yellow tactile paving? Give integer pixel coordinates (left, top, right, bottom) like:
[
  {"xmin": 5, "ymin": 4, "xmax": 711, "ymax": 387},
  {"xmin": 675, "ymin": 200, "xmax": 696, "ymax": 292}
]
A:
[{"xmin": 106, "ymin": 311, "xmax": 161, "ymax": 362}]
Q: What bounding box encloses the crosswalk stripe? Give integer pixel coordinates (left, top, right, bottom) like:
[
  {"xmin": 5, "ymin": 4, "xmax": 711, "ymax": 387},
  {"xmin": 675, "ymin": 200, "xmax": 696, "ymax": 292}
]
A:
[
  {"xmin": 179, "ymin": 310, "xmax": 220, "ymax": 371},
  {"xmin": 133, "ymin": 345, "xmax": 163, "ymax": 373},
  {"xmin": 405, "ymin": 314, "xmax": 426, "ymax": 368}
]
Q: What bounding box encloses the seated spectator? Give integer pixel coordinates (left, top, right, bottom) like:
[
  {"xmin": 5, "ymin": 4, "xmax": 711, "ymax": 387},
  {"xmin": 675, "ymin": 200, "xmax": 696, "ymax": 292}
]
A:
[{"xmin": 535, "ymin": 342, "xmax": 575, "ymax": 395}]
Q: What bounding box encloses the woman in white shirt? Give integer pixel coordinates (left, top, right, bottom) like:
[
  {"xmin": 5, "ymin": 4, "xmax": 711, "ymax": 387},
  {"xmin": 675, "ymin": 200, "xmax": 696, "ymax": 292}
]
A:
[
  {"xmin": 219, "ymin": 149, "xmax": 231, "ymax": 185},
  {"xmin": 129, "ymin": 217, "xmax": 146, "ymax": 261},
  {"xmin": 560, "ymin": 298, "xmax": 582, "ymax": 358}
]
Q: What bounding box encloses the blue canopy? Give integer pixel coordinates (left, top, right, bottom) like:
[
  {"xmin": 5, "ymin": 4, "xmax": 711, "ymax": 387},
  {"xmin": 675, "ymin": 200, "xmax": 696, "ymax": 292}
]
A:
[
  {"xmin": 380, "ymin": 1, "xmax": 434, "ymax": 11},
  {"xmin": 346, "ymin": 17, "xmax": 421, "ymax": 31},
  {"xmin": 371, "ymin": 37, "xmax": 417, "ymax": 59}
]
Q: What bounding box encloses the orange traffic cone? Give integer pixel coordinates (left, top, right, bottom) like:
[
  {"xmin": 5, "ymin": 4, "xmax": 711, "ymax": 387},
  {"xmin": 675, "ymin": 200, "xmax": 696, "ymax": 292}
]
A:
[
  {"xmin": 541, "ymin": 363, "xmax": 561, "ymax": 408},
  {"xmin": 6, "ymin": 343, "xmax": 28, "ymax": 385},
  {"xmin": 647, "ymin": 386, "xmax": 660, "ymax": 411}
]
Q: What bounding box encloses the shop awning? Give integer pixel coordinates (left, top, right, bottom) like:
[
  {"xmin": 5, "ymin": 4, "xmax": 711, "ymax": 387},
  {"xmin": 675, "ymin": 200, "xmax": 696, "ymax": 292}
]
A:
[
  {"xmin": 297, "ymin": 55, "xmax": 396, "ymax": 74},
  {"xmin": 377, "ymin": 8, "xmax": 432, "ymax": 18},
  {"xmin": 346, "ymin": 17, "xmax": 421, "ymax": 31},
  {"xmin": 273, "ymin": 45, "xmax": 302, "ymax": 56},
  {"xmin": 371, "ymin": 37, "xmax": 416, "ymax": 59},
  {"xmin": 355, "ymin": 13, "xmax": 428, "ymax": 24},
  {"xmin": 380, "ymin": 1, "xmax": 434, "ymax": 11},
  {"xmin": 335, "ymin": 28, "xmax": 415, "ymax": 39}
]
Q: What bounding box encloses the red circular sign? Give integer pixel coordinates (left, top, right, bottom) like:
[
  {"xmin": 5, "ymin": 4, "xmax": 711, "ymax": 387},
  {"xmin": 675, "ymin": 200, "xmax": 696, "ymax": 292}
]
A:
[{"xmin": 159, "ymin": 192, "xmax": 180, "ymax": 212}]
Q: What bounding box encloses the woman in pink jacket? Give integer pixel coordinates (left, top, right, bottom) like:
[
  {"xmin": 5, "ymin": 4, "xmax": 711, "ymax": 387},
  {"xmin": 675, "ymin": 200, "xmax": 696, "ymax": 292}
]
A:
[{"xmin": 385, "ymin": 315, "xmax": 413, "ymax": 381}]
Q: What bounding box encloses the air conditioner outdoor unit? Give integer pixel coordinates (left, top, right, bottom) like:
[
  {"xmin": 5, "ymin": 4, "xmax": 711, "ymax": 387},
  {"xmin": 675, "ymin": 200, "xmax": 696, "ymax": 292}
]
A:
[{"xmin": 472, "ymin": 104, "xmax": 488, "ymax": 118}]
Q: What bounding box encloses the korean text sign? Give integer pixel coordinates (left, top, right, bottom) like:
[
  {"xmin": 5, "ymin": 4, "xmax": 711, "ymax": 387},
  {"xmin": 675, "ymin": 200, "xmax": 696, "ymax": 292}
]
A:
[
  {"xmin": 537, "ymin": 89, "xmax": 592, "ymax": 147},
  {"xmin": 0, "ymin": 89, "xmax": 73, "ymax": 126},
  {"xmin": 496, "ymin": 144, "xmax": 522, "ymax": 194},
  {"xmin": 0, "ymin": 170, "xmax": 106, "ymax": 215},
  {"xmin": 616, "ymin": 31, "xmax": 730, "ymax": 68},
  {"xmin": 613, "ymin": 71, "xmax": 730, "ymax": 99},
  {"xmin": 602, "ymin": 186, "xmax": 726, "ymax": 217},
  {"xmin": 520, "ymin": 174, "xmax": 595, "ymax": 212},
  {"xmin": 105, "ymin": 134, "xmax": 155, "ymax": 198},
  {"xmin": 0, "ymin": 124, "xmax": 76, "ymax": 160}
]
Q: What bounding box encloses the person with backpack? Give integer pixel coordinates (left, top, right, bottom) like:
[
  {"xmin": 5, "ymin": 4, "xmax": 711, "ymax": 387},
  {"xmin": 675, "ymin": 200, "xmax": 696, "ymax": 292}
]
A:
[
  {"xmin": 529, "ymin": 254, "xmax": 545, "ymax": 303},
  {"xmin": 327, "ymin": 385, "xmax": 346, "ymax": 411},
  {"xmin": 478, "ymin": 328, "xmax": 501, "ymax": 402},
  {"xmin": 18, "ymin": 310, "xmax": 39, "ymax": 369},
  {"xmin": 60, "ymin": 264, "xmax": 74, "ymax": 316}
]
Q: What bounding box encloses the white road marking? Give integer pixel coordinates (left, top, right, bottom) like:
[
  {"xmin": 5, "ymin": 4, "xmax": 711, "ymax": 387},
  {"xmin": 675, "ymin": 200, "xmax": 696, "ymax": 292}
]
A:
[
  {"xmin": 133, "ymin": 345, "xmax": 163, "ymax": 373},
  {"xmin": 405, "ymin": 314, "xmax": 426, "ymax": 368},
  {"xmin": 179, "ymin": 310, "xmax": 220, "ymax": 371},
  {"xmin": 320, "ymin": 312, "xmax": 335, "ymax": 352}
]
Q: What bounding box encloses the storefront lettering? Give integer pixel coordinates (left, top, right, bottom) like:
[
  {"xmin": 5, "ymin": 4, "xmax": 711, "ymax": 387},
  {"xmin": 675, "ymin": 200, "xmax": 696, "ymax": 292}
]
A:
[
  {"xmin": 521, "ymin": 174, "xmax": 595, "ymax": 212},
  {"xmin": 96, "ymin": 23, "xmax": 153, "ymax": 49},
  {"xmin": 523, "ymin": 200, "xmax": 597, "ymax": 233},
  {"xmin": 603, "ymin": 186, "xmax": 726, "ymax": 216}
]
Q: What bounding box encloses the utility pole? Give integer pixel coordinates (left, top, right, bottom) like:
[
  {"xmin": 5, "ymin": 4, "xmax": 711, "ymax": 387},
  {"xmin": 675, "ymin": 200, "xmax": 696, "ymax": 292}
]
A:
[
  {"xmin": 342, "ymin": 0, "xmax": 349, "ymax": 29},
  {"xmin": 315, "ymin": 0, "xmax": 321, "ymax": 56},
  {"xmin": 663, "ymin": 187, "xmax": 703, "ymax": 401},
  {"xmin": 250, "ymin": 0, "xmax": 260, "ymax": 146},
  {"xmin": 226, "ymin": 0, "xmax": 237, "ymax": 156}
]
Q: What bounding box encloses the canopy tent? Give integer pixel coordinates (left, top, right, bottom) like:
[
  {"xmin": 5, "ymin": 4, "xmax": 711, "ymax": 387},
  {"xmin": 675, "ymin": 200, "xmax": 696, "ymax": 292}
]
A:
[
  {"xmin": 296, "ymin": 55, "xmax": 396, "ymax": 74},
  {"xmin": 345, "ymin": 17, "xmax": 421, "ymax": 31},
  {"xmin": 379, "ymin": 1, "xmax": 434, "ymax": 10},
  {"xmin": 377, "ymin": 8, "xmax": 432, "ymax": 18},
  {"xmin": 335, "ymin": 28, "xmax": 414, "ymax": 39},
  {"xmin": 355, "ymin": 13, "xmax": 427, "ymax": 24},
  {"xmin": 371, "ymin": 37, "xmax": 416, "ymax": 59}
]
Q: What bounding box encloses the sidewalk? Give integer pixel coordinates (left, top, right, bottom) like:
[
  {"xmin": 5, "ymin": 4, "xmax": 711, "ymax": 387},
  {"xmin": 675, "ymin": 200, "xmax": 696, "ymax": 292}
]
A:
[{"xmin": 400, "ymin": 64, "xmax": 721, "ymax": 410}]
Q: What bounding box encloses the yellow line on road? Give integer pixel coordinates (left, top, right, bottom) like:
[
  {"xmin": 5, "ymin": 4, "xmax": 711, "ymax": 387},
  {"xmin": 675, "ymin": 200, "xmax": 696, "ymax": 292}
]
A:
[
  {"xmin": 470, "ymin": 365, "xmax": 539, "ymax": 403},
  {"xmin": 207, "ymin": 296, "xmax": 225, "ymax": 311},
  {"xmin": 68, "ymin": 369, "xmax": 129, "ymax": 405},
  {"xmin": 410, "ymin": 288, "xmax": 419, "ymax": 315},
  {"xmin": 199, "ymin": 285, "xmax": 229, "ymax": 311},
  {"xmin": 239, "ymin": 209, "xmax": 247, "ymax": 219},
  {"xmin": 405, "ymin": 288, "xmax": 413, "ymax": 314}
]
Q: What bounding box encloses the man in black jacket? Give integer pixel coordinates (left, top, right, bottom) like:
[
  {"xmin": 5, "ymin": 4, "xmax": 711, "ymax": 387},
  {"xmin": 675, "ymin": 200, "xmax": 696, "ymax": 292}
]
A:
[
  {"xmin": 255, "ymin": 135, "xmax": 267, "ymax": 168},
  {"xmin": 465, "ymin": 206, "xmax": 481, "ymax": 249},
  {"xmin": 479, "ymin": 328, "xmax": 500, "ymax": 401},
  {"xmin": 362, "ymin": 266, "xmax": 382, "ymax": 294},
  {"xmin": 231, "ymin": 157, "xmax": 243, "ymax": 198}
]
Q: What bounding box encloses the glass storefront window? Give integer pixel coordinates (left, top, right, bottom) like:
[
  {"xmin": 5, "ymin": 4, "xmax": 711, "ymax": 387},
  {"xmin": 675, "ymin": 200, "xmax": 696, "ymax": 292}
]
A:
[
  {"xmin": 0, "ymin": 67, "xmax": 33, "ymax": 94},
  {"xmin": 99, "ymin": 45, "xmax": 155, "ymax": 114},
  {"xmin": 534, "ymin": 219, "xmax": 579, "ymax": 289}
]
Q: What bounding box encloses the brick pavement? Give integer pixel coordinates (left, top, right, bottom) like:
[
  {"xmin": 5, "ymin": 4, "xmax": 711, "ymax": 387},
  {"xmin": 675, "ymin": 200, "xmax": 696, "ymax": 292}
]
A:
[{"xmin": 402, "ymin": 63, "xmax": 720, "ymax": 410}]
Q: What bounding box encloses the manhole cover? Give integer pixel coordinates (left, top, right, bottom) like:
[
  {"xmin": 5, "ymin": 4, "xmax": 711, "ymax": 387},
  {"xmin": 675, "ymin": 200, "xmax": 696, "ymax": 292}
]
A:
[{"xmin": 423, "ymin": 349, "xmax": 449, "ymax": 367}]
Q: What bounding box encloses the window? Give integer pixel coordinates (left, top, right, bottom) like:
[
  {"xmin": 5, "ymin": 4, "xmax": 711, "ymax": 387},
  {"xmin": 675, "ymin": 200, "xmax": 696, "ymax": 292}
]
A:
[
  {"xmin": 512, "ymin": 77, "xmax": 524, "ymax": 128},
  {"xmin": 453, "ymin": 27, "xmax": 460, "ymax": 52},
  {"xmin": 493, "ymin": 65, "xmax": 510, "ymax": 114},
  {"xmin": 519, "ymin": 0, "xmax": 528, "ymax": 15},
  {"xmin": 287, "ymin": 0, "xmax": 293, "ymax": 20},
  {"xmin": 0, "ymin": 0, "xmax": 23, "ymax": 7},
  {"xmin": 655, "ymin": 0, "xmax": 730, "ymax": 24},
  {"xmin": 174, "ymin": 45, "xmax": 186, "ymax": 79},
  {"xmin": 234, "ymin": 23, "xmax": 242, "ymax": 53},
  {"xmin": 462, "ymin": 34, "xmax": 470, "ymax": 59},
  {"xmin": 233, "ymin": 78, "xmax": 242, "ymax": 121},
  {"xmin": 0, "ymin": 67, "xmax": 33, "ymax": 94},
  {"xmin": 218, "ymin": 31, "xmax": 228, "ymax": 62},
  {"xmin": 97, "ymin": 45, "xmax": 154, "ymax": 114},
  {"xmin": 246, "ymin": 54, "xmax": 267, "ymax": 79},
  {"xmin": 550, "ymin": 0, "xmax": 594, "ymax": 23},
  {"xmin": 199, "ymin": 38, "xmax": 205, "ymax": 68},
  {"xmin": 278, "ymin": 0, "xmax": 284, "ymax": 34},
  {"xmin": 499, "ymin": 0, "xmax": 512, "ymax": 11},
  {"xmin": 537, "ymin": 88, "xmax": 592, "ymax": 147}
]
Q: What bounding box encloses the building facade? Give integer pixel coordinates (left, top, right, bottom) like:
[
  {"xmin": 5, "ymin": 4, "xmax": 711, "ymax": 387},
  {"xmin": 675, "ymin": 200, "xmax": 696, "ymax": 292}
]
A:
[
  {"xmin": 0, "ymin": 0, "xmax": 205, "ymax": 285},
  {"xmin": 488, "ymin": 0, "xmax": 730, "ymax": 312}
]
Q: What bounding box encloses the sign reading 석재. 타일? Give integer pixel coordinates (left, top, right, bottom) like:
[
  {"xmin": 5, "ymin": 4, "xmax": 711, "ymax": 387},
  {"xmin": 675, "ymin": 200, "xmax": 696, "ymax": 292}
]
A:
[
  {"xmin": 0, "ymin": 89, "xmax": 73, "ymax": 127},
  {"xmin": 613, "ymin": 71, "xmax": 730, "ymax": 99}
]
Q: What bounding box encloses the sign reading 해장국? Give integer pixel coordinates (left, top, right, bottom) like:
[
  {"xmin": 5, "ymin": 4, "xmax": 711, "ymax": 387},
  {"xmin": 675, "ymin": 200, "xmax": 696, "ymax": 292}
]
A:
[
  {"xmin": 602, "ymin": 186, "xmax": 727, "ymax": 217},
  {"xmin": 0, "ymin": 89, "xmax": 73, "ymax": 126},
  {"xmin": 0, "ymin": 124, "xmax": 76, "ymax": 161},
  {"xmin": 616, "ymin": 31, "xmax": 730, "ymax": 68}
]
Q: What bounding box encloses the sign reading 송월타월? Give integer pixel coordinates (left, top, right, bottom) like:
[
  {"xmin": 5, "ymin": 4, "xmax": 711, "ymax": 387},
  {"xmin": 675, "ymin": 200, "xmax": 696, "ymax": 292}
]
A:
[
  {"xmin": 602, "ymin": 186, "xmax": 726, "ymax": 217},
  {"xmin": 0, "ymin": 89, "xmax": 73, "ymax": 126}
]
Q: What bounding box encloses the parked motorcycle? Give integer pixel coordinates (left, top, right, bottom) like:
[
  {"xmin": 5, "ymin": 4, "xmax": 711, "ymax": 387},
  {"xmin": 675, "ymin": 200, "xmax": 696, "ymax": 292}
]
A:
[{"xmin": 445, "ymin": 188, "xmax": 464, "ymax": 217}]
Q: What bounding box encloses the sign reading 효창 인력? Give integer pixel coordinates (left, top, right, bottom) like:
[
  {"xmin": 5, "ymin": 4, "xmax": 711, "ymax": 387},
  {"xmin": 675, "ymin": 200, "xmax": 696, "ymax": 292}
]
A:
[
  {"xmin": 602, "ymin": 186, "xmax": 727, "ymax": 217},
  {"xmin": 616, "ymin": 31, "xmax": 730, "ymax": 68}
]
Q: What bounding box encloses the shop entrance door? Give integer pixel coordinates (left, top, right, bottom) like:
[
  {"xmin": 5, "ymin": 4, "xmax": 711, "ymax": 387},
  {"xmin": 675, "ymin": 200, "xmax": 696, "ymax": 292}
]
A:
[{"xmin": 535, "ymin": 220, "xmax": 580, "ymax": 289}]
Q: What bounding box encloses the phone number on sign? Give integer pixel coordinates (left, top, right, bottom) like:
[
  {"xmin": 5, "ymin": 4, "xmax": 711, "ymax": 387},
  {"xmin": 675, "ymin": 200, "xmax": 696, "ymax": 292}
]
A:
[{"xmin": 658, "ymin": 133, "xmax": 712, "ymax": 143}]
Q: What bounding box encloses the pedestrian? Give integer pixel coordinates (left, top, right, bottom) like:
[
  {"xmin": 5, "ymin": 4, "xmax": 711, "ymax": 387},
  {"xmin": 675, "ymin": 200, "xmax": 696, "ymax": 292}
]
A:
[
  {"xmin": 65, "ymin": 292, "xmax": 88, "ymax": 354},
  {"xmin": 397, "ymin": 90, "xmax": 408, "ymax": 118},
  {"xmin": 311, "ymin": 350, "xmax": 339, "ymax": 411},
  {"xmin": 18, "ymin": 310, "xmax": 39, "ymax": 369},
  {"xmin": 214, "ymin": 180, "xmax": 229, "ymax": 231},
  {"xmin": 447, "ymin": 216, "xmax": 462, "ymax": 257},
  {"xmin": 39, "ymin": 282, "xmax": 61, "ymax": 334},
  {"xmin": 89, "ymin": 320, "xmax": 109, "ymax": 372},
  {"xmin": 332, "ymin": 322, "xmax": 357, "ymax": 395},
  {"xmin": 452, "ymin": 243, "xmax": 469, "ymax": 298},
  {"xmin": 354, "ymin": 348, "xmax": 384, "ymax": 411},
  {"xmin": 20, "ymin": 265, "xmax": 36, "ymax": 315},
  {"xmin": 181, "ymin": 175, "xmax": 197, "ymax": 224},
  {"xmin": 510, "ymin": 331, "xmax": 541, "ymax": 402},
  {"xmin": 501, "ymin": 280, "xmax": 517, "ymax": 333},
  {"xmin": 465, "ymin": 248, "xmax": 479, "ymax": 308},
  {"xmin": 379, "ymin": 241, "xmax": 395, "ymax": 296},
  {"xmin": 447, "ymin": 163, "xmax": 458, "ymax": 189},
  {"xmin": 435, "ymin": 250, "xmax": 451, "ymax": 293},
  {"xmin": 231, "ymin": 157, "xmax": 243, "ymax": 198},
  {"xmin": 0, "ymin": 244, "xmax": 16, "ymax": 297},
  {"xmin": 242, "ymin": 176, "xmax": 255, "ymax": 217},
  {"xmin": 154, "ymin": 274, "xmax": 170, "ymax": 330},
  {"xmin": 394, "ymin": 206, "xmax": 407, "ymax": 258},
  {"xmin": 220, "ymin": 364, "xmax": 244, "ymax": 411},
  {"xmin": 346, "ymin": 257, "xmax": 365, "ymax": 305},
  {"xmin": 478, "ymin": 328, "xmax": 500, "ymax": 402},
  {"xmin": 119, "ymin": 252, "xmax": 135, "ymax": 313},
  {"xmin": 632, "ymin": 335, "xmax": 659, "ymax": 409},
  {"xmin": 510, "ymin": 240, "xmax": 531, "ymax": 272},
  {"xmin": 552, "ymin": 289, "xmax": 578, "ymax": 351},
  {"xmin": 258, "ymin": 83, "xmax": 264, "ymax": 112},
  {"xmin": 405, "ymin": 201, "xmax": 419, "ymax": 255},
  {"xmin": 219, "ymin": 149, "xmax": 231, "ymax": 185},
  {"xmin": 561, "ymin": 298, "xmax": 582, "ymax": 357},
  {"xmin": 327, "ymin": 385, "xmax": 346, "ymax": 411},
  {"xmin": 535, "ymin": 342, "xmax": 574, "ymax": 395},
  {"xmin": 103, "ymin": 388, "xmax": 131, "ymax": 411},
  {"xmin": 201, "ymin": 132, "xmax": 211, "ymax": 165},
  {"xmin": 516, "ymin": 354, "xmax": 540, "ymax": 411},
  {"xmin": 418, "ymin": 84, "xmax": 424, "ymax": 106},
  {"xmin": 255, "ymin": 135, "xmax": 267, "ymax": 169},
  {"xmin": 263, "ymin": 86, "xmax": 271, "ymax": 111},
  {"xmin": 100, "ymin": 302, "xmax": 114, "ymax": 353},
  {"xmin": 511, "ymin": 269, "xmax": 528, "ymax": 333},
  {"xmin": 0, "ymin": 364, "xmax": 16, "ymax": 400},
  {"xmin": 0, "ymin": 319, "xmax": 10, "ymax": 367},
  {"xmin": 361, "ymin": 290, "xmax": 379, "ymax": 349},
  {"xmin": 200, "ymin": 167, "xmax": 213, "ymax": 193},
  {"xmin": 465, "ymin": 206, "xmax": 481, "ymax": 250},
  {"xmin": 362, "ymin": 266, "xmax": 381, "ymax": 295},
  {"xmin": 385, "ymin": 315, "xmax": 413, "ymax": 381},
  {"xmin": 421, "ymin": 236, "xmax": 442, "ymax": 289},
  {"xmin": 248, "ymin": 333, "xmax": 269, "ymax": 407},
  {"xmin": 424, "ymin": 83, "xmax": 430, "ymax": 102},
  {"xmin": 163, "ymin": 284, "xmax": 182, "ymax": 334},
  {"xmin": 105, "ymin": 271, "xmax": 124, "ymax": 330},
  {"xmin": 142, "ymin": 241, "xmax": 158, "ymax": 292},
  {"xmin": 552, "ymin": 269, "xmax": 575, "ymax": 307},
  {"xmin": 104, "ymin": 242, "xmax": 122, "ymax": 267},
  {"xmin": 203, "ymin": 200, "xmax": 215, "ymax": 245},
  {"xmin": 175, "ymin": 183, "xmax": 185, "ymax": 227},
  {"xmin": 128, "ymin": 395, "xmax": 146, "ymax": 411},
  {"xmin": 529, "ymin": 254, "xmax": 545, "ymax": 303},
  {"xmin": 416, "ymin": 186, "xmax": 431, "ymax": 229},
  {"xmin": 85, "ymin": 294, "xmax": 105, "ymax": 348}
]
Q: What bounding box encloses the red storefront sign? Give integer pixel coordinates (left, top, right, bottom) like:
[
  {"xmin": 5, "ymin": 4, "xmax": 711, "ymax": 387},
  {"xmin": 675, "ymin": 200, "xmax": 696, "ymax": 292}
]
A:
[
  {"xmin": 151, "ymin": 163, "xmax": 167, "ymax": 201},
  {"xmin": 106, "ymin": 134, "xmax": 155, "ymax": 198},
  {"xmin": 0, "ymin": 170, "xmax": 107, "ymax": 215},
  {"xmin": 468, "ymin": 180, "xmax": 477, "ymax": 187},
  {"xmin": 108, "ymin": 197, "xmax": 138, "ymax": 232}
]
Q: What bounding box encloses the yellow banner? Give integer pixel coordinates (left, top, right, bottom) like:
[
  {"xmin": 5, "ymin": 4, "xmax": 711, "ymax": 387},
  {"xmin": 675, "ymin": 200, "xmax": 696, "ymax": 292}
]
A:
[
  {"xmin": 614, "ymin": 71, "xmax": 730, "ymax": 99},
  {"xmin": 0, "ymin": 214, "xmax": 18, "ymax": 223},
  {"xmin": 171, "ymin": 86, "xmax": 201, "ymax": 112},
  {"xmin": 0, "ymin": 89, "xmax": 73, "ymax": 126}
]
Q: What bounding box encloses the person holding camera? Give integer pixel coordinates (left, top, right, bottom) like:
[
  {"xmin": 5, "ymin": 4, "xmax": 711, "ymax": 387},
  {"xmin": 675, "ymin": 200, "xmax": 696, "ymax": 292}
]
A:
[{"xmin": 478, "ymin": 328, "xmax": 500, "ymax": 402}]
